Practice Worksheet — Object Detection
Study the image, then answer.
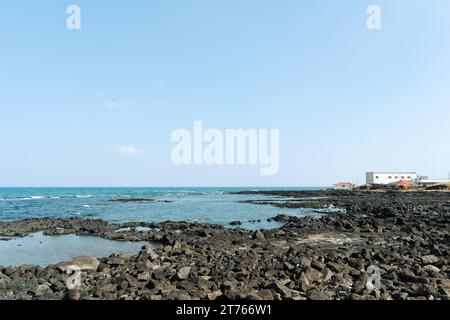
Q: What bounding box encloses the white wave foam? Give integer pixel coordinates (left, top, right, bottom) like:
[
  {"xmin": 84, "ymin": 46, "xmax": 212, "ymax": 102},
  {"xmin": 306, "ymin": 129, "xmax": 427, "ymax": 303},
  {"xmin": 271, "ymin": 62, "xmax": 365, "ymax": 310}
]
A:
[{"xmin": 3, "ymin": 196, "xmax": 63, "ymax": 201}]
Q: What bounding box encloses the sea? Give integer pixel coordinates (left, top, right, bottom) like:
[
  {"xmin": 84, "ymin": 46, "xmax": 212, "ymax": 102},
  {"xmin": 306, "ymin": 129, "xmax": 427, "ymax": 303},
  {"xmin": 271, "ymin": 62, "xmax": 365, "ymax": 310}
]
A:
[
  {"xmin": 0, "ymin": 187, "xmax": 330, "ymax": 266},
  {"xmin": 0, "ymin": 187, "xmax": 328, "ymax": 230}
]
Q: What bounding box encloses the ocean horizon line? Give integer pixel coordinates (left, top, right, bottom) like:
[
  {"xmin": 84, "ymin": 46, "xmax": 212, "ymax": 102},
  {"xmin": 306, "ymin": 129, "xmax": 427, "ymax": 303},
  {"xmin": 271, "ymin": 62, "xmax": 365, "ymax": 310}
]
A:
[{"xmin": 0, "ymin": 186, "xmax": 331, "ymax": 189}]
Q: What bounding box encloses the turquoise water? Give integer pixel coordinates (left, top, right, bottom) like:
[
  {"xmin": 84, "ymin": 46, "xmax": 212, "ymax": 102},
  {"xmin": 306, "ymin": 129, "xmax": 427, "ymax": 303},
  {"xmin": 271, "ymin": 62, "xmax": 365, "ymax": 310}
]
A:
[
  {"xmin": 0, "ymin": 187, "xmax": 329, "ymax": 266},
  {"xmin": 0, "ymin": 187, "xmax": 326, "ymax": 230}
]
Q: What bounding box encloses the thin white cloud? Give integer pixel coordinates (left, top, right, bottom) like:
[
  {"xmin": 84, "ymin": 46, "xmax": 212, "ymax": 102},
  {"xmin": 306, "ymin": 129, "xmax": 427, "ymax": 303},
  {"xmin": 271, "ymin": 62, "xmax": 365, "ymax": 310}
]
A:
[
  {"xmin": 115, "ymin": 146, "xmax": 143, "ymax": 157},
  {"xmin": 103, "ymin": 99, "xmax": 133, "ymax": 109}
]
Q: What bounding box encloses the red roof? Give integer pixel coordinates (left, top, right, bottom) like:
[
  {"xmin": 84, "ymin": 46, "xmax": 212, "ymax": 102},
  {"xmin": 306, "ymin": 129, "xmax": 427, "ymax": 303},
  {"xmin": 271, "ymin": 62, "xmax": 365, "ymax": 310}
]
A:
[
  {"xmin": 392, "ymin": 180, "xmax": 412, "ymax": 188},
  {"xmin": 334, "ymin": 182, "xmax": 354, "ymax": 187}
]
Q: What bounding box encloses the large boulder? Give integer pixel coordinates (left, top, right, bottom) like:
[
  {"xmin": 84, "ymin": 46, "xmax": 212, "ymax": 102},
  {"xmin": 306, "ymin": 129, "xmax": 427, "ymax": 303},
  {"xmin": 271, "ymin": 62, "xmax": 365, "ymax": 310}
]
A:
[{"xmin": 57, "ymin": 256, "xmax": 100, "ymax": 273}]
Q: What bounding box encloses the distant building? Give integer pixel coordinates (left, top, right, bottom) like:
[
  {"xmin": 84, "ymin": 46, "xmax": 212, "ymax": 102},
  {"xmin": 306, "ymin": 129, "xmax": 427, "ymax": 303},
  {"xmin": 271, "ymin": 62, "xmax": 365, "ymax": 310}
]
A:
[
  {"xmin": 333, "ymin": 182, "xmax": 355, "ymax": 190},
  {"xmin": 392, "ymin": 179, "xmax": 413, "ymax": 189},
  {"xmin": 416, "ymin": 178, "xmax": 450, "ymax": 186},
  {"xmin": 366, "ymin": 172, "xmax": 417, "ymax": 185}
]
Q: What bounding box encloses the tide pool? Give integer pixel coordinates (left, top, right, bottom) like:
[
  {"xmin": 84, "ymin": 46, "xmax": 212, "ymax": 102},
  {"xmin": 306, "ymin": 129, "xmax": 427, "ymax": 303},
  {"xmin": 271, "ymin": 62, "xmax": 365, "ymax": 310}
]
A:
[{"xmin": 0, "ymin": 232, "xmax": 153, "ymax": 267}]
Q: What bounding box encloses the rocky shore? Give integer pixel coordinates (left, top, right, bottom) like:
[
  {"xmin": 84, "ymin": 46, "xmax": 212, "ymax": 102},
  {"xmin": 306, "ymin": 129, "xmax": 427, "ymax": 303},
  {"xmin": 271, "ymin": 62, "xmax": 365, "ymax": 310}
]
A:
[{"xmin": 0, "ymin": 190, "xmax": 449, "ymax": 300}]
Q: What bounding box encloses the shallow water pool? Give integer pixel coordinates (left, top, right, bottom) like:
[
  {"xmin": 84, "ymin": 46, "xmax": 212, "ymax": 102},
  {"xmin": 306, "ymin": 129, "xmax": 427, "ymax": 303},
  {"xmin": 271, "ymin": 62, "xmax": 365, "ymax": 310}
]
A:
[{"xmin": 0, "ymin": 232, "xmax": 154, "ymax": 267}]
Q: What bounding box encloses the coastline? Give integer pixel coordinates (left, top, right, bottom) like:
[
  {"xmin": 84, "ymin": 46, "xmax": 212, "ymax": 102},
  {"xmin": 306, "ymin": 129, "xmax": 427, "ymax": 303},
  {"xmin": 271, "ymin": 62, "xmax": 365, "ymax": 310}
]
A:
[{"xmin": 0, "ymin": 190, "xmax": 449, "ymax": 300}]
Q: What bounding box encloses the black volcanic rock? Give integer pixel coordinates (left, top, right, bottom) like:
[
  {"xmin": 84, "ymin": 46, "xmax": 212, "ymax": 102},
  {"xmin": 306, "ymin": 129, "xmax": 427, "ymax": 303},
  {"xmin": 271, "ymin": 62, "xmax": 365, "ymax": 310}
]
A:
[{"xmin": 0, "ymin": 190, "xmax": 449, "ymax": 300}]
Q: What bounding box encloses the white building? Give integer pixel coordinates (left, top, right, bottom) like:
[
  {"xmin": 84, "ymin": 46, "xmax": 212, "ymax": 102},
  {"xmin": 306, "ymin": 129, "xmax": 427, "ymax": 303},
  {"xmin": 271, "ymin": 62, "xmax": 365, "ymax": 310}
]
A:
[{"xmin": 366, "ymin": 172, "xmax": 417, "ymax": 185}]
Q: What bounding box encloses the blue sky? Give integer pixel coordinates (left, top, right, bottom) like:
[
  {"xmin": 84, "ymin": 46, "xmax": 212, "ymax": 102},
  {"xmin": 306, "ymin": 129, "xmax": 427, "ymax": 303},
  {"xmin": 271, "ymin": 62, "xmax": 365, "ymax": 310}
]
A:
[{"xmin": 1, "ymin": 0, "xmax": 450, "ymax": 187}]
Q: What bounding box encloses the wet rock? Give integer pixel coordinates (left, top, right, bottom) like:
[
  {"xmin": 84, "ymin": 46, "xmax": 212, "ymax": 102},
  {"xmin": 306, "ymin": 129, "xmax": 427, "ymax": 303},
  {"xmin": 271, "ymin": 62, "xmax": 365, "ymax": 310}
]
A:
[{"xmin": 108, "ymin": 198, "xmax": 155, "ymax": 203}]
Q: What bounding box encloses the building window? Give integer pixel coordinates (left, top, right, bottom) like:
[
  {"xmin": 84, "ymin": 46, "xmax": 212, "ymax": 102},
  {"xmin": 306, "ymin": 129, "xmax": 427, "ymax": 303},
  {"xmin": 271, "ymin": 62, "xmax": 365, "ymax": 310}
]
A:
[
  {"xmin": 407, "ymin": 176, "xmax": 411, "ymax": 179},
  {"xmin": 401, "ymin": 176, "xmax": 405, "ymax": 179},
  {"xmin": 388, "ymin": 176, "xmax": 392, "ymax": 179},
  {"xmin": 376, "ymin": 176, "xmax": 379, "ymax": 179},
  {"xmin": 395, "ymin": 176, "xmax": 398, "ymax": 179}
]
